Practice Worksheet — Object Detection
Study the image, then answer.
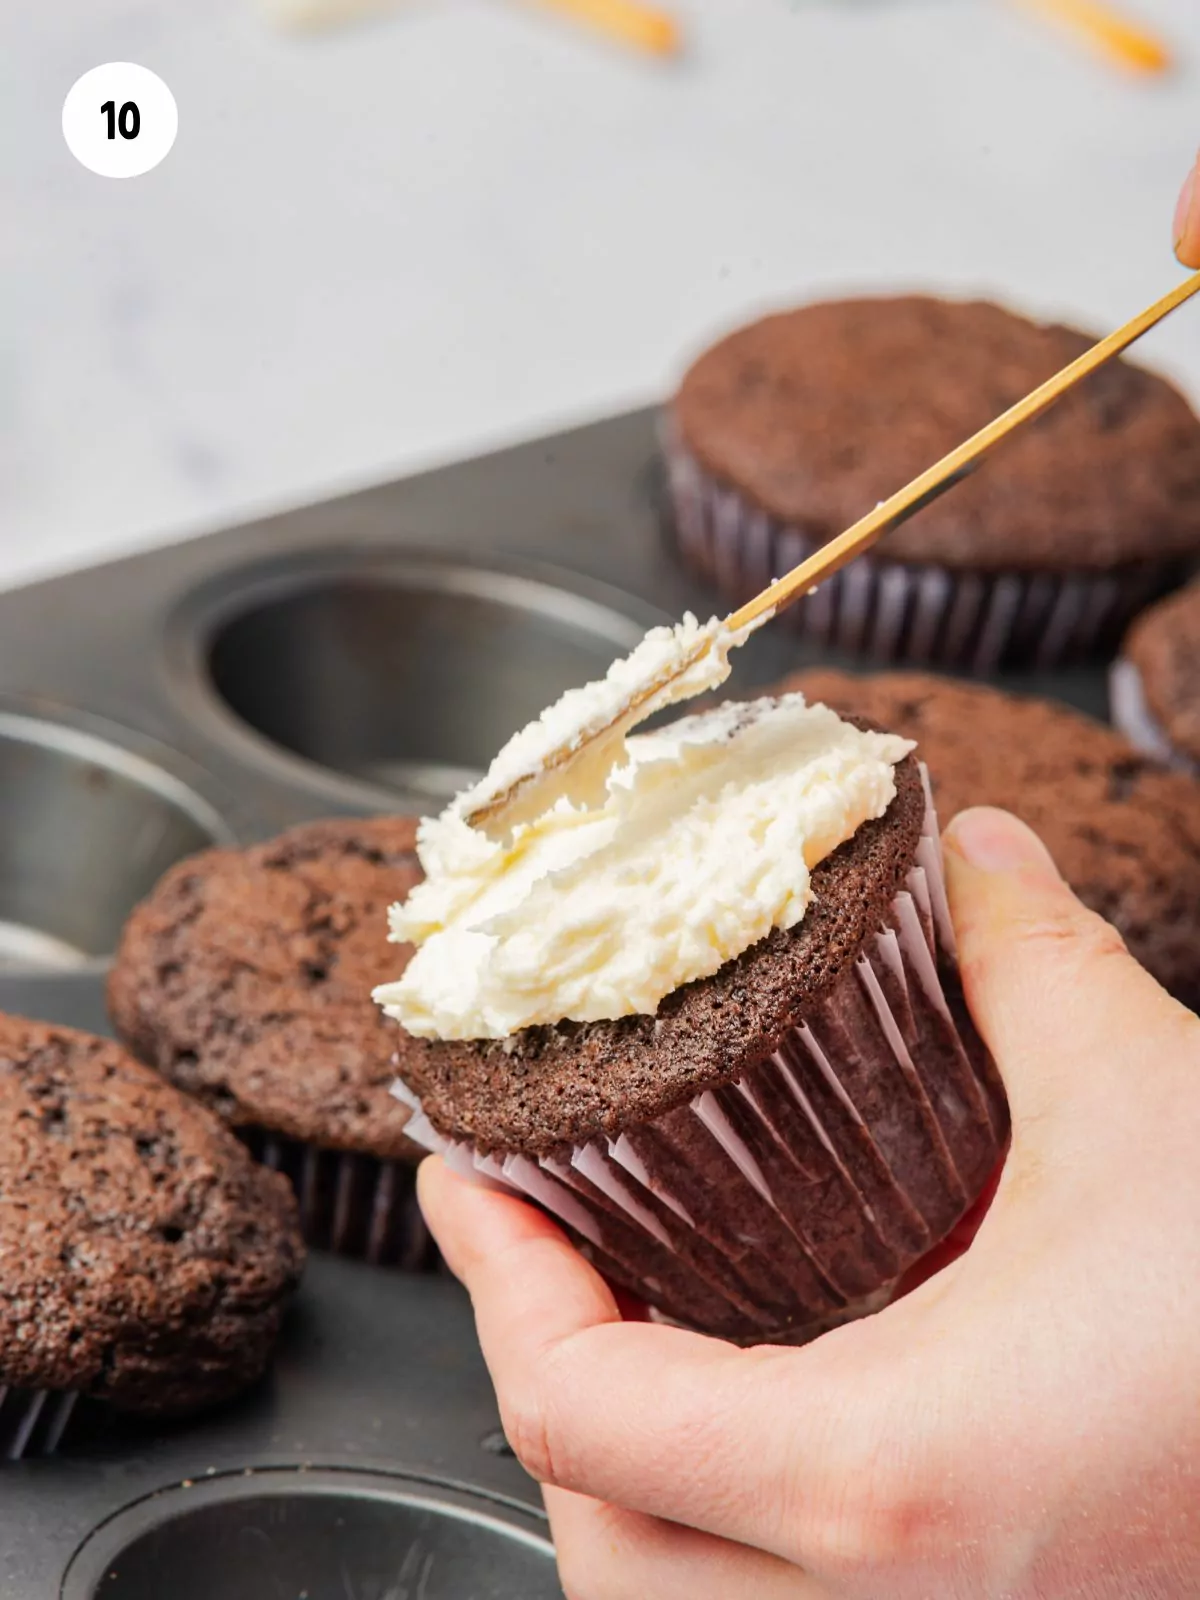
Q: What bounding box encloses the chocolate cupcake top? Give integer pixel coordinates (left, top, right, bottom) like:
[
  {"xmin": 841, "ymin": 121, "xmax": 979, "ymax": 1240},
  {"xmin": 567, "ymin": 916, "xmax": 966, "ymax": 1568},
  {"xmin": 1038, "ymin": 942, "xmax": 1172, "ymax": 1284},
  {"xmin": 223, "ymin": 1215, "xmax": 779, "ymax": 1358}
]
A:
[
  {"xmin": 673, "ymin": 296, "xmax": 1200, "ymax": 571},
  {"xmin": 394, "ymin": 748, "xmax": 926, "ymax": 1157},
  {"xmin": 784, "ymin": 669, "xmax": 1200, "ymax": 1010},
  {"xmin": 0, "ymin": 1014, "xmax": 303, "ymax": 1416},
  {"xmin": 1122, "ymin": 582, "xmax": 1200, "ymax": 767},
  {"xmin": 108, "ymin": 818, "xmax": 426, "ymax": 1162}
]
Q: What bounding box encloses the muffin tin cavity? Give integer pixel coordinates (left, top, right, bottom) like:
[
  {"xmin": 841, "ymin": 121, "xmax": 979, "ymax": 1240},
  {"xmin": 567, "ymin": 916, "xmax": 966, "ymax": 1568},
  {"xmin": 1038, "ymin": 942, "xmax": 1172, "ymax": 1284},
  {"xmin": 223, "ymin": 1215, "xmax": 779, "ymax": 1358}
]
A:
[
  {"xmin": 62, "ymin": 1470, "xmax": 561, "ymax": 1600},
  {"xmin": 0, "ymin": 710, "xmax": 229, "ymax": 974},
  {"xmin": 198, "ymin": 552, "xmax": 656, "ymax": 810}
]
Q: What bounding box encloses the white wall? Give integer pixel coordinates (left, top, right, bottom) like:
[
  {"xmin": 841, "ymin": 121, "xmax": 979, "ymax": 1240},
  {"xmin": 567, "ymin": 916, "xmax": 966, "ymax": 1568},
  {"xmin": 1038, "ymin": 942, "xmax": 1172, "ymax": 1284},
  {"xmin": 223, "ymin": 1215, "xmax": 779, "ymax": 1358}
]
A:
[{"xmin": 5, "ymin": 0, "xmax": 1199, "ymax": 591}]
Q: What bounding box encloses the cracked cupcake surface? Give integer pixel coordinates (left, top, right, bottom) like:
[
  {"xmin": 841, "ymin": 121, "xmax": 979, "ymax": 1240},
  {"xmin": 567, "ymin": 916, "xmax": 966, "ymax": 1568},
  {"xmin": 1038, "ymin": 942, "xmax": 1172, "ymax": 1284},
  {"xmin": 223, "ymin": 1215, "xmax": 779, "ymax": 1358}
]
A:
[
  {"xmin": 108, "ymin": 817, "xmax": 441, "ymax": 1269},
  {"xmin": 778, "ymin": 668, "xmax": 1200, "ymax": 1012},
  {"xmin": 0, "ymin": 1014, "xmax": 303, "ymax": 1417},
  {"xmin": 108, "ymin": 817, "xmax": 426, "ymax": 1160}
]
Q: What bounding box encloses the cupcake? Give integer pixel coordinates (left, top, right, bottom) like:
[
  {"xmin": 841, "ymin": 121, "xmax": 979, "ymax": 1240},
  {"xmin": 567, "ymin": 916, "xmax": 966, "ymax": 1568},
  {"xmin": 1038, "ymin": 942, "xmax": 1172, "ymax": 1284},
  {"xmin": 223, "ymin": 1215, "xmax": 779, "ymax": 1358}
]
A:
[
  {"xmin": 665, "ymin": 296, "xmax": 1200, "ymax": 670},
  {"xmin": 1111, "ymin": 580, "xmax": 1200, "ymax": 773},
  {"xmin": 375, "ymin": 622, "xmax": 1006, "ymax": 1343},
  {"xmin": 0, "ymin": 1013, "xmax": 303, "ymax": 1460},
  {"xmin": 108, "ymin": 818, "xmax": 432, "ymax": 1269},
  {"xmin": 780, "ymin": 668, "xmax": 1200, "ymax": 1011}
]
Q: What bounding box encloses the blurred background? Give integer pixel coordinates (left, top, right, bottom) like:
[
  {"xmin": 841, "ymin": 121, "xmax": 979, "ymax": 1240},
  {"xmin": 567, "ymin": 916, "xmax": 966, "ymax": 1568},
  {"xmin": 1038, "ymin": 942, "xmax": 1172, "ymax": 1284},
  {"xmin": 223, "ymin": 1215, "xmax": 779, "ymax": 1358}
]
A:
[{"xmin": 4, "ymin": 0, "xmax": 1200, "ymax": 594}]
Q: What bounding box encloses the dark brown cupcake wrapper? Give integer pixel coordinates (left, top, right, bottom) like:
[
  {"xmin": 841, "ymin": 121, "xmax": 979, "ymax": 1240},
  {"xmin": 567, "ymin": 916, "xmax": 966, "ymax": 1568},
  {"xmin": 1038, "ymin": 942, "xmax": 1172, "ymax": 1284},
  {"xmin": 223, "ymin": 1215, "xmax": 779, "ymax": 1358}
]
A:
[
  {"xmin": 663, "ymin": 419, "xmax": 1186, "ymax": 672},
  {"xmin": 0, "ymin": 1384, "xmax": 79, "ymax": 1461},
  {"xmin": 1109, "ymin": 659, "xmax": 1199, "ymax": 774},
  {"xmin": 394, "ymin": 775, "xmax": 1007, "ymax": 1342},
  {"xmin": 239, "ymin": 1129, "xmax": 434, "ymax": 1270}
]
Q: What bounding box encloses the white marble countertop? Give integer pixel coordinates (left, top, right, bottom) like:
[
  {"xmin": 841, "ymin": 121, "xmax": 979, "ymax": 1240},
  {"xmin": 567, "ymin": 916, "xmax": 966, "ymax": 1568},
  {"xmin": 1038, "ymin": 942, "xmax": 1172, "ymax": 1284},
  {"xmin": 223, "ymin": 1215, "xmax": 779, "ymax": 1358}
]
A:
[{"xmin": 6, "ymin": 0, "xmax": 1200, "ymax": 595}]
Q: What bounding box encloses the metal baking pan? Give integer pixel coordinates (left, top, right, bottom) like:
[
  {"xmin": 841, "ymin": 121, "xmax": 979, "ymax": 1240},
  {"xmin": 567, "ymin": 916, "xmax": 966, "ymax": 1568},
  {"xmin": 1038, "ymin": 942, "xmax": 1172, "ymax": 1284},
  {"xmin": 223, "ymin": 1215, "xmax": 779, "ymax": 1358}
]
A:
[{"xmin": 0, "ymin": 406, "xmax": 1112, "ymax": 1597}]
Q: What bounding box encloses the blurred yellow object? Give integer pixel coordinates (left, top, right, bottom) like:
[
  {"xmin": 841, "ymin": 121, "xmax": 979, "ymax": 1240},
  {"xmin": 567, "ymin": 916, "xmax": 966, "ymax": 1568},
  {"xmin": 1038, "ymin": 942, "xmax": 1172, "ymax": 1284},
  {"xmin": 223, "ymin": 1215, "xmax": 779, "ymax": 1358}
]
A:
[
  {"xmin": 1012, "ymin": 0, "xmax": 1171, "ymax": 73},
  {"xmin": 259, "ymin": 0, "xmax": 680, "ymax": 54},
  {"xmin": 526, "ymin": 0, "xmax": 680, "ymax": 56},
  {"xmin": 259, "ymin": 0, "xmax": 397, "ymax": 28}
]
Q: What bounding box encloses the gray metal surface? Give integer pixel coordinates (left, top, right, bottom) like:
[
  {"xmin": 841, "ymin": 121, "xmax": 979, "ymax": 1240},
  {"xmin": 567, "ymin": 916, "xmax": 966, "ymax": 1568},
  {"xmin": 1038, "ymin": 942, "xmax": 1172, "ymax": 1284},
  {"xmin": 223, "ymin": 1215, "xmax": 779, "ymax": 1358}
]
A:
[
  {"xmin": 0, "ymin": 706, "xmax": 234, "ymax": 975},
  {"xmin": 0, "ymin": 405, "xmax": 1113, "ymax": 1596},
  {"xmin": 61, "ymin": 1470, "xmax": 558, "ymax": 1600},
  {"xmin": 2, "ymin": 1258, "xmax": 553, "ymax": 1597},
  {"xmin": 195, "ymin": 548, "xmax": 656, "ymax": 814}
]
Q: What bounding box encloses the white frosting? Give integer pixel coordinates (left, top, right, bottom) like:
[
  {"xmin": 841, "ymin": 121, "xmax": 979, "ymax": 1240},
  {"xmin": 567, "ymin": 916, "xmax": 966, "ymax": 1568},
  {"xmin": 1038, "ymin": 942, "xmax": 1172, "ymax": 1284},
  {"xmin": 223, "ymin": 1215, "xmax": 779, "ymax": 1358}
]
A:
[
  {"xmin": 451, "ymin": 612, "xmax": 755, "ymax": 828},
  {"xmin": 375, "ymin": 693, "xmax": 913, "ymax": 1040}
]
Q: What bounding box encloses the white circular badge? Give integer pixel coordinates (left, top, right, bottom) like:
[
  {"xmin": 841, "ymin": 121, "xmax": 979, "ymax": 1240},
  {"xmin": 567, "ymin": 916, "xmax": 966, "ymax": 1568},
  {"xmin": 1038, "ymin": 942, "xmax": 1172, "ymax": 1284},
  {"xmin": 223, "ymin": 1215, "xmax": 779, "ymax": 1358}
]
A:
[{"xmin": 62, "ymin": 63, "xmax": 177, "ymax": 179}]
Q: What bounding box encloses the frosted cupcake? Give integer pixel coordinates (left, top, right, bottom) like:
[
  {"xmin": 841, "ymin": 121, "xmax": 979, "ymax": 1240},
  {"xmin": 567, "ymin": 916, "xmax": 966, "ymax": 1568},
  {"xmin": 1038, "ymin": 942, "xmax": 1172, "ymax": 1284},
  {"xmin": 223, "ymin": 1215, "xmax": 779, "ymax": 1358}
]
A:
[
  {"xmin": 665, "ymin": 297, "xmax": 1200, "ymax": 671},
  {"xmin": 376, "ymin": 618, "xmax": 1005, "ymax": 1343}
]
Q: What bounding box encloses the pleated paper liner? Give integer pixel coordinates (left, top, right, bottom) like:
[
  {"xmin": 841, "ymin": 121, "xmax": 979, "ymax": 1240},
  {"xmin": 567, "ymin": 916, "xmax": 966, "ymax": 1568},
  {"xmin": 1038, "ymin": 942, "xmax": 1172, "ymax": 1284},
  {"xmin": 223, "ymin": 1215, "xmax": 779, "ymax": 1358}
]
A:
[
  {"xmin": 394, "ymin": 776, "xmax": 1008, "ymax": 1344},
  {"xmin": 663, "ymin": 420, "xmax": 1186, "ymax": 673},
  {"xmin": 1109, "ymin": 658, "xmax": 1199, "ymax": 774},
  {"xmin": 0, "ymin": 1384, "xmax": 80, "ymax": 1462},
  {"xmin": 239, "ymin": 1129, "xmax": 434, "ymax": 1270}
]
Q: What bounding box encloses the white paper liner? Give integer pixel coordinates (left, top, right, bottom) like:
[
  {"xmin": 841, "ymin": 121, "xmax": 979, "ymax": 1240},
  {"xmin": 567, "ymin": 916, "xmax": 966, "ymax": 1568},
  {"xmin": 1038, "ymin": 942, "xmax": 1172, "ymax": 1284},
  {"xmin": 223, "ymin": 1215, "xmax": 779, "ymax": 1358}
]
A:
[
  {"xmin": 393, "ymin": 778, "xmax": 1006, "ymax": 1342},
  {"xmin": 0, "ymin": 1385, "xmax": 78, "ymax": 1461},
  {"xmin": 663, "ymin": 420, "xmax": 1183, "ymax": 672},
  {"xmin": 240, "ymin": 1128, "xmax": 432, "ymax": 1270},
  {"xmin": 1109, "ymin": 658, "xmax": 1199, "ymax": 774}
]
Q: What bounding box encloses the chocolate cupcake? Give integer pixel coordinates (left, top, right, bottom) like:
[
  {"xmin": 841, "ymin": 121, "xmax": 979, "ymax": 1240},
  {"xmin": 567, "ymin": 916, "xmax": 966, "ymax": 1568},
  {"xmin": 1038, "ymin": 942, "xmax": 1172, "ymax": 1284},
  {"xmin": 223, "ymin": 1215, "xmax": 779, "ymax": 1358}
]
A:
[
  {"xmin": 0, "ymin": 1014, "xmax": 303, "ymax": 1460},
  {"xmin": 380, "ymin": 686, "xmax": 1006, "ymax": 1344},
  {"xmin": 108, "ymin": 818, "xmax": 432, "ymax": 1269},
  {"xmin": 666, "ymin": 297, "xmax": 1200, "ymax": 670},
  {"xmin": 1111, "ymin": 580, "xmax": 1200, "ymax": 773},
  {"xmin": 781, "ymin": 668, "xmax": 1200, "ymax": 1011}
]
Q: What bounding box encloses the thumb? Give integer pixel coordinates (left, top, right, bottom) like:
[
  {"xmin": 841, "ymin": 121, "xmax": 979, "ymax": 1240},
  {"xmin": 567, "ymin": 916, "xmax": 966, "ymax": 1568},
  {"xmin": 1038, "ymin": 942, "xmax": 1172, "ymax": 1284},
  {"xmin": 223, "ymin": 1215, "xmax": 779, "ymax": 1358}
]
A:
[
  {"xmin": 1174, "ymin": 149, "xmax": 1200, "ymax": 267},
  {"xmin": 942, "ymin": 807, "xmax": 1197, "ymax": 1140}
]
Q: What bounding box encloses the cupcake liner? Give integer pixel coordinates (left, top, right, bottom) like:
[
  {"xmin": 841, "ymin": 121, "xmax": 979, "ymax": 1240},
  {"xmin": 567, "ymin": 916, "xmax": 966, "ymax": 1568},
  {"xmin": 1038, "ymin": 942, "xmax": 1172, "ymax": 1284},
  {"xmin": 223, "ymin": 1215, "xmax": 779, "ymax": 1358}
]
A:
[
  {"xmin": 663, "ymin": 420, "xmax": 1186, "ymax": 672},
  {"xmin": 0, "ymin": 1384, "xmax": 79, "ymax": 1461},
  {"xmin": 393, "ymin": 774, "xmax": 1007, "ymax": 1342},
  {"xmin": 239, "ymin": 1129, "xmax": 433, "ymax": 1270},
  {"xmin": 1109, "ymin": 658, "xmax": 1198, "ymax": 774}
]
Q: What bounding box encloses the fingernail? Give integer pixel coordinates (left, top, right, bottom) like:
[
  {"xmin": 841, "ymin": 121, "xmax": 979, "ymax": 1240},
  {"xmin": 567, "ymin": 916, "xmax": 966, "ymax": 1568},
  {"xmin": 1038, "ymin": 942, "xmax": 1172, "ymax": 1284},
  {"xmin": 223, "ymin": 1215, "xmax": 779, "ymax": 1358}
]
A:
[
  {"xmin": 1173, "ymin": 166, "xmax": 1196, "ymax": 251},
  {"xmin": 944, "ymin": 807, "xmax": 1062, "ymax": 881}
]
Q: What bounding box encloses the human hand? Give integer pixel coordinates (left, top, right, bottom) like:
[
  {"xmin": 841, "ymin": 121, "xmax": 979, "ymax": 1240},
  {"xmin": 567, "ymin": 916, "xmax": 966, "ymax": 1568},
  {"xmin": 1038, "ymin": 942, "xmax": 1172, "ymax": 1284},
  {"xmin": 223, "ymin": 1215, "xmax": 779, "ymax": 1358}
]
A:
[
  {"xmin": 1175, "ymin": 151, "xmax": 1200, "ymax": 267},
  {"xmin": 419, "ymin": 806, "xmax": 1200, "ymax": 1600}
]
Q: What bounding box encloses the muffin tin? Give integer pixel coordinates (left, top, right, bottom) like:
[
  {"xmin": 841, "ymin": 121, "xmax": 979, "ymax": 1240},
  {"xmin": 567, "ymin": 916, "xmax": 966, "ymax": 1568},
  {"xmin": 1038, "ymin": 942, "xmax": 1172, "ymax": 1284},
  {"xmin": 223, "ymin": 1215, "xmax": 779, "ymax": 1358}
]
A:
[{"xmin": 0, "ymin": 405, "xmax": 1113, "ymax": 1597}]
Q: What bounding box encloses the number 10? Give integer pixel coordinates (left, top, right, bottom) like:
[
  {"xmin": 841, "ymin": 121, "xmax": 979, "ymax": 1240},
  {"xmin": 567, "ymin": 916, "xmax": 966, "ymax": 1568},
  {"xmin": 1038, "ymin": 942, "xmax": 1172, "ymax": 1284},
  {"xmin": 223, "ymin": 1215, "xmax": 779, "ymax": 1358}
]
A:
[{"xmin": 100, "ymin": 100, "xmax": 140, "ymax": 140}]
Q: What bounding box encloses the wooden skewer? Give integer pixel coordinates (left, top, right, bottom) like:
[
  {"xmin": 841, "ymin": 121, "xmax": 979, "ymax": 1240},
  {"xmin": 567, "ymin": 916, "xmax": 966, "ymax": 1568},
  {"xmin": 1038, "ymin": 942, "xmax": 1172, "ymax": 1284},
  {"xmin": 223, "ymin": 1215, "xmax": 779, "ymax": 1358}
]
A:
[
  {"xmin": 528, "ymin": 0, "xmax": 680, "ymax": 56},
  {"xmin": 470, "ymin": 269, "xmax": 1200, "ymax": 835},
  {"xmin": 1011, "ymin": 0, "xmax": 1171, "ymax": 74}
]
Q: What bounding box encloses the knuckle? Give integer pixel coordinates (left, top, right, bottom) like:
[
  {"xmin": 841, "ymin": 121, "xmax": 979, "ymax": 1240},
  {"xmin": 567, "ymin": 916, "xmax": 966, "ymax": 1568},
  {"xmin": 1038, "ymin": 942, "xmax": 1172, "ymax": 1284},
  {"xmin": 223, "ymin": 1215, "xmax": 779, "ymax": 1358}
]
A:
[
  {"xmin": 1021, "ymin": 901, "xmax": 1128, "ymax": 967},
  {"xmin": 498, "ymin": 1343, "xmax": 577, "ymax": 1487},
  {"xmin": 499, "ymin": 1387, "xmax": 559, "ymax": 1485},
  {"xmin": 963, "ymin": 896, "xmax": 1130, "ymax": 994},
  {"xmin": 801, "ymin": 1478, "xmax": 959, "ymax": 1586},
  {"xmin": 785, "ymin": 1405, "xmax": 974, "ymax": 1589}
]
